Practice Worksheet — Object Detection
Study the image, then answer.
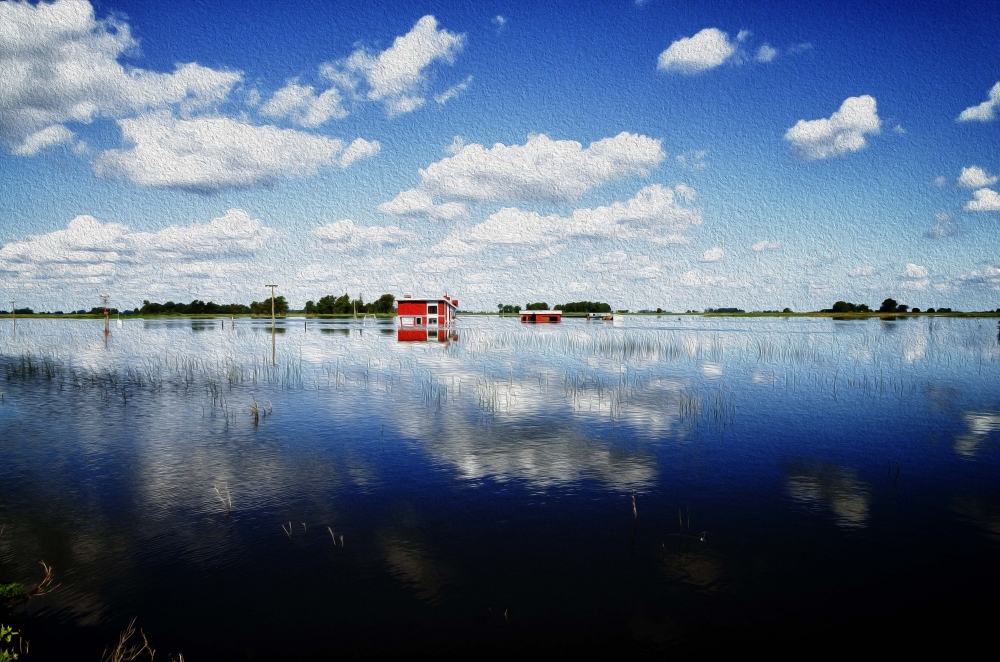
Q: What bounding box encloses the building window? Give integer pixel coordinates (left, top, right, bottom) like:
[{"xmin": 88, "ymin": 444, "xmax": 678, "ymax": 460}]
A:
[{"xmin": 428, "ymin": 305, "xmax": 438, "ymax": 314}]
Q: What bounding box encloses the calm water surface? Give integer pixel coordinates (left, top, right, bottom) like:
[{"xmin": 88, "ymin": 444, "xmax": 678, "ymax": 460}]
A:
[{"xmin": 1, "ymin": 315, "xmax": 999, "ymax": 658}]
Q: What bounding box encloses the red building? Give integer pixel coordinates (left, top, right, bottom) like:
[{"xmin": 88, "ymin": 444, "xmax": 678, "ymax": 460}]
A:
[
  {"xmin": 397, "ymin": 295, "xmax": 459, "ymax": 328},
  {"xmin": 519, "ymin": 310, "xmax": 562, "ymax": 323}
]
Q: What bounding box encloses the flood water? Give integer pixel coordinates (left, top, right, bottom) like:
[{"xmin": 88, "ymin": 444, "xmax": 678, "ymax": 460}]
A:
[{"xmin": 2, "ymin": 315, "xmax": 999, "ymax": 658}]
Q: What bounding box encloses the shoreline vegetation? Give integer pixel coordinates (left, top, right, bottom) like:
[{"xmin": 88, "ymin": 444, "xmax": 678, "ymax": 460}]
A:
[{"xmin": 1, "ymin": 296, "xmax": 997, "ymax": 319}]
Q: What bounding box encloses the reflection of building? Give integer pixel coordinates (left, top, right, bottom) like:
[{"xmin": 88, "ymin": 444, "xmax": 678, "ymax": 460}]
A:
[
  {"xmin": 397, "ymin": 328, "xmax": 459, "ymax": 342},
  {"xmin": 398, "ymin": 295, "xmax": 459, "ymax": 328},
  {"xmin": 520, "ymin": 310, "xmax": 562, "ymax": 323}
]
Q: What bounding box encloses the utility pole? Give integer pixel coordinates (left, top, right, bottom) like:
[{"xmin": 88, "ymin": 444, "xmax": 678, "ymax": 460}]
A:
[{"xmin": 266, "ymin": 285, "xmax": 278, "ymax": 365}]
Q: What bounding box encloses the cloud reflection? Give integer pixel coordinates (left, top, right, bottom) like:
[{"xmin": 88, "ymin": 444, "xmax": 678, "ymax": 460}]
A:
[{"xmin": 786, "ymin": 463, "xmax": 870, "ymax": 528}]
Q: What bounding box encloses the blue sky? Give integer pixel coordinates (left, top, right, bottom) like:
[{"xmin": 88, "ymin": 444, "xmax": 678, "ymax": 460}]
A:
[{"xmin": 1, "ymin": 0, "xmax": 999, "ymax": 311}]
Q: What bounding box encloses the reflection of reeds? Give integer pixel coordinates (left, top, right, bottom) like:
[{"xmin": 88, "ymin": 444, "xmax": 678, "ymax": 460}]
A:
[{"xmin": 281, "ymin": 522, "xmax": 292, "ymax": 538}]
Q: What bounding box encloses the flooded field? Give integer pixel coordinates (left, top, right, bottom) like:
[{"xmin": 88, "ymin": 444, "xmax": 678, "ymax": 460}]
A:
[{"xmin": 2, "ymin": 315, "xmax": 999, "ymax": 658}]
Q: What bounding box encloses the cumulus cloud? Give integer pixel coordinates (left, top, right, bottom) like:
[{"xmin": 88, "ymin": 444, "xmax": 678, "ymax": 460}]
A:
[
  {"xmin": 0, "ymin": 209, "xmax": 275, "ymax": 289},
  {"xmin": 418, "ymin": 132, "xmax": 665, "ymax": 202},
  {"xmin": 785, "ymin": 95, "xmax": 881, "ymax": 160},
  {"xmin": 964, "ymin": 188, "xmax": 1000, "ymax": 212},
  {"xmin": 657, "ymin": 28, "xmax": 736, "ymax": 74},
  {"xmin": 701, "ymin": 247, "xmax": 724, "ymax": 262},
  {"xmin": 323, "ymin": 15, "xmax": 465, "ymax": 116},
  {"xmin": 751, "ymin": 240, "xmax": 780, "ymax": 251},
  {"xmin": 310, "ymin": 219, "xmax": 414, "ymax": 251},
  {"xmin": 957, "ymin": 166, "xmax": 999, "ymax": 188},
  {"xmin": 849, "ymin": 265, "xmax": 875, "ymax": 277},
  {"xmin": 958, "ymin": 82, "xmax": 1000, "ymax": 122},
  {"xmin": 901, "ymin": 263, "xmax": 928, "ymax": 279},
  {"xmin": 377, "ymin": 189, "xmax": 467, "ymax": 220},
  {"xmin": 93, "ymin": 112, "xmax": 374, "ymax": 191},
  {"xmin": 0, "ymin": 0, "xmax": 241, "ymax": 151},
  {"xmin": 441, "ymin": 184, "xmax": 701, "ymax": 251},
  {"xmin": 756, "ymin": 44, "xmax": 778, "ymax": 62},
  {"xmin": 260, "ymin": 81, "xmax": 347, "ymax": 127},
  {"xmin": 338, "ymin": 137, "xmax": 381, "ymax": 168}
]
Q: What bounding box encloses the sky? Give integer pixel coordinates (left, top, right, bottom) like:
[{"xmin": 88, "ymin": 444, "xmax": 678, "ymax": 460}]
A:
[{"xmin": 1, "ymin": 0, "xmax": 999, "ymax": 312}]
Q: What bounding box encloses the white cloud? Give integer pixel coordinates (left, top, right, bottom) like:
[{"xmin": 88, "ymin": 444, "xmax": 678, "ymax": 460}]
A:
[
  {"xmin": 377, "ymin": 188, "xmax": 467, "ymax": 220},
  {"xmin": 260, "ymin": 81, "xmax": 347, "ymax": 127},
  {"xmin": 657, "ymin": 28, "xmax": 736, "ymax": 74},
  {"xmin": 93, "ymin": 112, "xmax": 370, "ymax": 191},
  {"xmin": 849, "ymin": 265, "xmax": 874, "ymax": 277},
  {"xmin": 892, "ymin": 124, "xmax": 906, "ymax": 134},
  {"xmin": 958, "ymin": 265, "xmax": 1000, "ymax": 289},
  {"xmin": 338, "ymin": 137, "xmax": 381, "ymax": 168},
  {"xmin": 434, "ymin": 75, "xmax": 472, "ymax": 105},
  {"xmin": 901, "ymin": 263, "xmax": 928, "ymax": 279},
  {"xmin": 756, "ymin": 44, "xmax": 778, "ymax": 62},
  {"xmin": 751, "ymin": 240, "xmax": 780, "ymax": 251},
  {"xmin": 566, "ymin": 281, "xmax": 590, "ymax": 292},
  {"xmin": 965, "ymin": 188, "xmax": 1000, "ymax": 212},
  {"xmin": 899, "ymin": 263, "xmax": 929, "ymax": 290},
  {"xmin": 785, "ymin": 95, "xmax": 881, "ymax": 159},
  {"xmin": 493, "ymin": 15, "xmax": 507, "ymax": 27},
  {"xmin": 311, "ymin": 219, "xmax": 414, "ymax": 251},
  {"xmin": 957, "ymin": 166, "xmax": 999, "ymax": 188},
  {"xmin": 958, "ymin": 82, "xmax": 1000, "ymax": 122},
  {"xmin": 13, "ymin": 124, "xmax": 75, "ymax": 156},
  {"xmin": 933, "ymin": 176, "xmax": 948, "ymax": 187},
  {"xmin": 324, "ymin": 15, "xmax": 464, "ymax": 116},
  {"xmin": 445, "ymin": 184, "xmax": 701, "ymax": 252},
  {"xmin": 0, "ymin": 0, "xmax": 241, "ymax": 151},
  {"xmin": 0, "ymin": 209, "xmax": 275, "ymax": 290},
  {"xmin": 701, "ymin": 247, "xmax": 724, "ymax": 262},
  {"xmin": 418, "ymin": 132, "xmax": 665, "ymax": 202}
]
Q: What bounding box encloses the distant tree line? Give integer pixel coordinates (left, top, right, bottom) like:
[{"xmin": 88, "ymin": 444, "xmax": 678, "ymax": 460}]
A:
[
  {"xmin": 824, "ymin": 299, "xmax": 964, "ymax": 314},
  {"xmin": 525, "ymin": 302, "xmax": 549, "ymax": 310},
  {"xmin": 249, "ymin": 296, "xmax": 289, "ymax": 315},
  {"xmin": 304, "ymin": 294, "xmax": 395, "ymax": 315},
  {"xmin": 140, "ymin": 300, "xmax": 252, "ymax": 315},
  {"xmin": 555, "ymin": 301, "xmax": 612, "ymax": 313}
]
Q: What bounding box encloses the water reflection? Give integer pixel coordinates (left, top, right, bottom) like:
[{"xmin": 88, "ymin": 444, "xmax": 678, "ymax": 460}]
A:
[
  {"xmin": 2, "ymin": 315, "xmax": 1000, "ymax": 656},
  {"xmin": 953, "ymin": 412, "xmax": 1000, "ymax": 458},
  {"xmin": 786, "ymin": 462, "xmax": 870, "ymax": 528}
]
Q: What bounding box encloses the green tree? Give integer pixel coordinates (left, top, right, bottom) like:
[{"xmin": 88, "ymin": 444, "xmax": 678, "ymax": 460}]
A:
[
  {"xmin": 879, "ymin": 298, "xmax": 899, "ymax": 313},
  {"xmin": 250, "ymin": 295, "xmax": 288, "ymax": 316},
  {"xmin": 526, "ymin": 302, "xmax": 549, "ymax": 310},
  {"xmin": 559, "ymin": 301, "xmax": 612, "ymax": 313}
]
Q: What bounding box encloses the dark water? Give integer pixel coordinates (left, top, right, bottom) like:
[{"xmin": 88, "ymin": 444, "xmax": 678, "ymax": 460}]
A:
[{"xmin": 1, "ymin": 316, "xmax": 999, "ymax": 658}]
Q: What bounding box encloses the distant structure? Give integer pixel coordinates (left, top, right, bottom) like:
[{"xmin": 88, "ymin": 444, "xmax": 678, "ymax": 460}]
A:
[
  {"xmin": 520, "ymin": 310, "xmax": 562, "ymax": 323},
  {"xmin": 397, "ymin": 294, "xmax": 459, "ymax": 342}
]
